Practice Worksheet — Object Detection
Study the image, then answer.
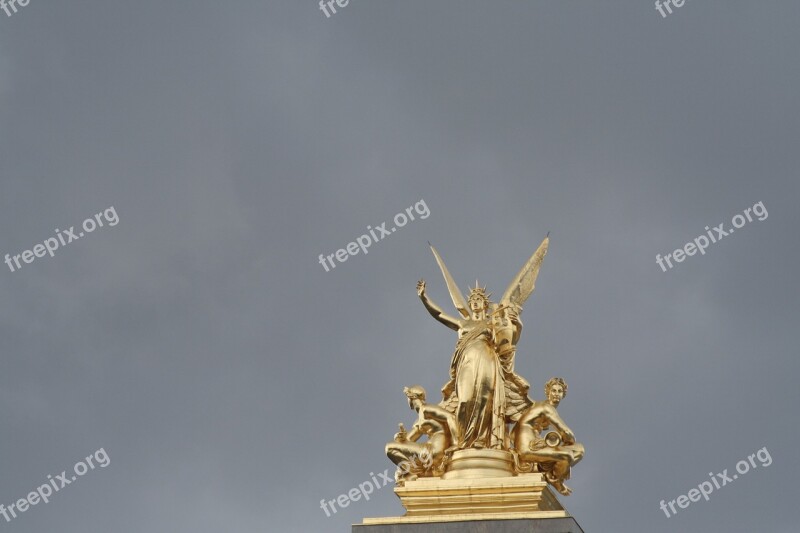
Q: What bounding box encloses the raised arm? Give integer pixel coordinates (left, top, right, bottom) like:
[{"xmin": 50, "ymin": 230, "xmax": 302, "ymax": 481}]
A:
[{"xmin": 417, "ymin": 280, "xmax": 460, "ymax": 331}]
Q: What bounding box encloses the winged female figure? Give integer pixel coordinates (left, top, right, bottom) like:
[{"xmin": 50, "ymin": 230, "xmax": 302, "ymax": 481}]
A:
[{"xmin": 416, "ymin": 236, "xmax": 549, "ymax": 450}]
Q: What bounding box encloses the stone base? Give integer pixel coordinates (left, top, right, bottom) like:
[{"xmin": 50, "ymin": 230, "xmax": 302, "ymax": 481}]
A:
[{"xmin": 353, "ymin": 517, "xmax": 584, "ymax": 532}]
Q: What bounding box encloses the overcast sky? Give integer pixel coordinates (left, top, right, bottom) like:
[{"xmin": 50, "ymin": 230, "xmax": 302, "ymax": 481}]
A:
[{"xmin": 1, "ymin": 1, "xmax": 798, "ymax": 532}]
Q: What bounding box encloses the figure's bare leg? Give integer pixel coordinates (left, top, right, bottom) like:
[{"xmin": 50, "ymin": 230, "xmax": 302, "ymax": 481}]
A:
[
  {"xmin": 518, "ymin": 448, "xmax": 572, "ymax": 464},
  {"xmin": 550, "ymin": 478, "xmax": 572, "ymax": 496},
  {"xmin": 520, "ymin": 450, "xmax": 575, "ymax": 496},
  {"xmin": 565, "ymin": 443, "xmax": 585, "ymax": 467},
  {"xmin": 386, "ymin": 442, "xmax": 426, "ymax": 467},
  {"xmin": 387, "ymin": 441, "xmax": 433, "ymax": 482},
  {"xmin": 552, "ymin": 459, "xmax": 569, "ymax": 480},
  {"xmin": 540, "ymin": 460, "xmax": 571, "ymax": 495}
]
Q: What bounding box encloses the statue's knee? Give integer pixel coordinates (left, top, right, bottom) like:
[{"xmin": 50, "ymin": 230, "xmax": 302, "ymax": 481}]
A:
[{"xmin": 574, "ymin": 444, "xmax": 585, "ymax": 461}]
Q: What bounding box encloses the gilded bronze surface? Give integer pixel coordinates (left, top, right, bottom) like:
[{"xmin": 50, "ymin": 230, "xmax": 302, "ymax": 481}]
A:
[
  {"xmin": 373, "ymin": 236, "xmax": 585, "ymax": 524},
  {"xmin": 512, "ymin": 378, "xmax": 585, "ymax": 496}
]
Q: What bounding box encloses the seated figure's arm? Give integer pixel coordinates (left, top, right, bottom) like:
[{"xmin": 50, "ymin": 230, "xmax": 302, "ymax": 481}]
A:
[
  {"xmin": 420, "ymin": 405, "xmax": 449, "ymax": 423},
  {"xmin": 517, "ymin": 403, "xmax": 544, "ymax": 426},
  {"xmin": 406, "ymin": 424, "xmax": 424, "ymax": 443},
  {"xmin": 512, "ymin": 403, "xmax": 544, "ymax": 449},
  {"xmin": 421, "ymin": 405, "xmax": 457, "ymax": 442},
  {"xmin": 545, "ymin": 407, "xmax": 576, "ymax": 445}
]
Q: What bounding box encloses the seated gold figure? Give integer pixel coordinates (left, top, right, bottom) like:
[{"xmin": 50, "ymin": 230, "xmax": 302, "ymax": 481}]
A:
[
  {"xmin": 512, "ymin": 378, "xmax": 585, "ymax": 495},
  {"xmin": 385, "ymin": 386, "xmax": 458, "ymax": 484}
]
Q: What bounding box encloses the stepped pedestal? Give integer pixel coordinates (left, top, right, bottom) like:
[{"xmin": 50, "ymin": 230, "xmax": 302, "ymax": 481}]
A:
[{"xmin": 356, "ymin": 469, "xmax": 584, "ymax": 531}]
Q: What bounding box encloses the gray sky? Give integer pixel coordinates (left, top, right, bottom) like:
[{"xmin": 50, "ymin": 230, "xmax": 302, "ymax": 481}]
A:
[{"xmin": 1, "ymin": 1, "xmax": 798, "ymax": 532}]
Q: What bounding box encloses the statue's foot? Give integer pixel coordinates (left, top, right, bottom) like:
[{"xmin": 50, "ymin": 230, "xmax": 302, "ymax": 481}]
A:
[{"xmin": 553, "ymin": 481, "xmax": 572, "ymax": 496}]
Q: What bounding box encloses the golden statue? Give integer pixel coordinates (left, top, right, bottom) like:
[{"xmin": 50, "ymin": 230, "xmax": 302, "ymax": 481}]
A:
[
  {"xmin": 416, "ymin": 237, "xmax": 548, "ymax": 451},
  {"xmin": 385, "ymin": 386, "xmax": 457, "ymax": 483},
  {"xmin": 513, "ymin": 377, "xmax": 585, "ymax": 496},
  {"xmin": 369, "ymin": 236, "xmax": 586, "ymax": 526}
]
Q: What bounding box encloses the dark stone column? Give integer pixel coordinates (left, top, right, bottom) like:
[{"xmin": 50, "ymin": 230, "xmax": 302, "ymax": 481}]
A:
[{"xmin": 353, "ymin": 517, "xmax": 585, "ymax": 533}]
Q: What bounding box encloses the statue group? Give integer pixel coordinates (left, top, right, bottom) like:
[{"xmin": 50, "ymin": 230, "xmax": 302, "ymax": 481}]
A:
[{"xmin": 385, "ymin": 236, "xmax": 584, "ymax": 496}]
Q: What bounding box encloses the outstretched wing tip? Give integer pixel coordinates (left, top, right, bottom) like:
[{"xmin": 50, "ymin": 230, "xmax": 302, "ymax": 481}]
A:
[
  {"xmin": 428, "ymin": 243, "xmax": 470, "ymax": 318},
  {"xmin": 501, "ymin": 236, "xmax": 550, "ymax": 307}
]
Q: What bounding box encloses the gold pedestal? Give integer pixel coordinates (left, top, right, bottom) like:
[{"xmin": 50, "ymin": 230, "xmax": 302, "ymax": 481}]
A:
[
  {"xmin": 361, "ymin": 472, "xmax": 568, "ymax": 525},
  {"xmin": 441, "ymin": 449, "xmax": 515, "ymax": 479}
]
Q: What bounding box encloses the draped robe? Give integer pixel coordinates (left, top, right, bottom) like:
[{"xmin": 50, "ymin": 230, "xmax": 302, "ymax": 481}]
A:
[{"xmin": 440, "ymin": 320, "xmax": 532, "ymax": 449}]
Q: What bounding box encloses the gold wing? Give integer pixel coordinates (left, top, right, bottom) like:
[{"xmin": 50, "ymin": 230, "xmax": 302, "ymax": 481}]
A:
[
  {"xmin": 500, "ymin": 235, "xmax": 549, "ymax": 310},
  {"xmin": 429, "ymin": 243, "xmax": 470, "ymax": 319}
]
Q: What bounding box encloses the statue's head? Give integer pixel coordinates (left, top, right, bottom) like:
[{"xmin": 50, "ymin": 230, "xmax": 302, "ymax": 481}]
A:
[
  {"xmin": 403, "ymin": 385, "xmax": 426, "ymax": 410},
  {"xmin": 544, "ymin": 377, "xmax": 568, "ymax": 406},
  {"xmin": 467, "ymin": 281, "xmax": 491, "ymax": 316}
]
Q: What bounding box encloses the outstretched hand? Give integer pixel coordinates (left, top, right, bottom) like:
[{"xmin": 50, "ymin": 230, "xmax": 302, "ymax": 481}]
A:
[{"xmin": 416, "ymin": 279, "xmax": 426, "ymax": 297}]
